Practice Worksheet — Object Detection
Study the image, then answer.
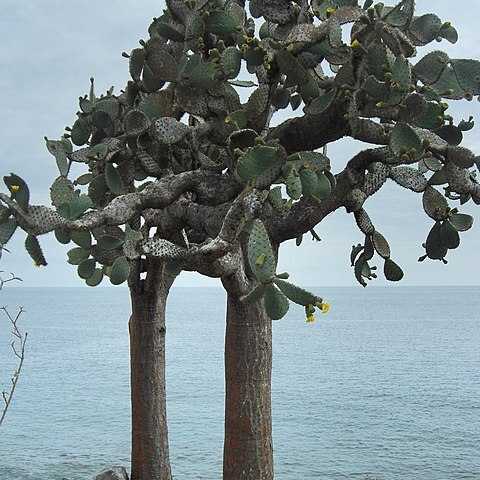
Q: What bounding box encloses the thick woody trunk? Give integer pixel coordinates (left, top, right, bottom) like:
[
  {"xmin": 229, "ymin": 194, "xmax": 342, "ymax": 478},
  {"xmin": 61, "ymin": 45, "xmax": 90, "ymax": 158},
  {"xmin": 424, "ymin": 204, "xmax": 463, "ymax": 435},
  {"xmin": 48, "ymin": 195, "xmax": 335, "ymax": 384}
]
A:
[
  {"xmin": 129, "ymin": 270, "xmax": 174, "ymax": 480},
  {"xmin": 222, "ymin": 278, "xmax": 274, "ymax": 480}
]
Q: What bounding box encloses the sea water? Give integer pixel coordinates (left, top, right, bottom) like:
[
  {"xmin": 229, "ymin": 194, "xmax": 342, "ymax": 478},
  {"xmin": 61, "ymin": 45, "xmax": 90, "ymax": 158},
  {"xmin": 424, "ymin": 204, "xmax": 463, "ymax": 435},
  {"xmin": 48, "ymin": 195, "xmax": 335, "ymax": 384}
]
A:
[{"xmin": 0, "ymin": 286, "xmax": 478, "ymax": 480}]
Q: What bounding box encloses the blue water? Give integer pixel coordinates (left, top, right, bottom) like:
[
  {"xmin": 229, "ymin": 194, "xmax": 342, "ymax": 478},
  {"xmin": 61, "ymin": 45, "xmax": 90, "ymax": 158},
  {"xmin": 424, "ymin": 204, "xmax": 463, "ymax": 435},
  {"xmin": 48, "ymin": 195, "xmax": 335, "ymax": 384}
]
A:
[{"xmin": 0, "ymin": 286, "xmax": 479, "ymax": 479}]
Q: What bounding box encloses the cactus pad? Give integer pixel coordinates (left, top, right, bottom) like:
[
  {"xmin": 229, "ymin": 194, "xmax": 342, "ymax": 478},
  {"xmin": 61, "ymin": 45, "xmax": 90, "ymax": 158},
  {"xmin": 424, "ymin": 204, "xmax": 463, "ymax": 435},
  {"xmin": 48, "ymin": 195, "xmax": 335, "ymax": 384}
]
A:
[
  {"xmin": 25, "ymin": 235, "xmax": 47, "ymax": 266},
  {"xmin": 264, "ymin": 284, "xmax": 289, "ymax": 320},
  {"xmin": 247, "ymin": 219, "xmax": 276, "ymax": 283}
]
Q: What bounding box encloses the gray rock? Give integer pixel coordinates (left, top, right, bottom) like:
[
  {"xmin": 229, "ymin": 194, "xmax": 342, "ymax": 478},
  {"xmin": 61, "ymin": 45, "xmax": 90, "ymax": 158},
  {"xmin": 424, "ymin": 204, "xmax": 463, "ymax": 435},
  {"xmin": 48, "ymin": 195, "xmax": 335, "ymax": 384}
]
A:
[{"xmin": 93, "ymin": 466, "xmax": 129, "ymax": 480}]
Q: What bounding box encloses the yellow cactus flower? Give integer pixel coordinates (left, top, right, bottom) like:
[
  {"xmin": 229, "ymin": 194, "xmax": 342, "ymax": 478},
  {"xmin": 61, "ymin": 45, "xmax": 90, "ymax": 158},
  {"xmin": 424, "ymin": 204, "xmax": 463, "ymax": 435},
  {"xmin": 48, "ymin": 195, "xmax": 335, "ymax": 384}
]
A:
[
  {"xmin": 306, "ymin": 314, "xmax": 315, "ymax": 323},
  {"xmin": 350, "ymin": 39, "xmax": 361, "ymax": 48},
  {"xmin": 11, "ymin": 185, "xmax": 20, "ymax": 191},
  {"xmin": 34, "ymin": 262, "xmax": 41, "ymax": 268},
  {"xmin": 320, "ymin": 303, "xmax": 330, "ymax": 314},
  {"xmin": 326, "ymin": 7, "xmax": 335, "ymax": 14},
  {"xmin": 225, "ymin": 116, "xmax": 231, "ymax": 123}
]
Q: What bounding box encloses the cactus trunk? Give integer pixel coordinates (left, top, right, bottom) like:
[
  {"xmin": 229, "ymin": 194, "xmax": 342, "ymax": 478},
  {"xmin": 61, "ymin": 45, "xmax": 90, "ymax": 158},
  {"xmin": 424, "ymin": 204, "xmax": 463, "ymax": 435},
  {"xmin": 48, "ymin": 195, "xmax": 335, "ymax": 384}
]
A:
[
  {"xmin": 222, "ymin": 278, "xmax": 274, "ymax": 480},
  {"xmin": 129, "ymin": 276, "xmax": 173, "ymax": 480}
]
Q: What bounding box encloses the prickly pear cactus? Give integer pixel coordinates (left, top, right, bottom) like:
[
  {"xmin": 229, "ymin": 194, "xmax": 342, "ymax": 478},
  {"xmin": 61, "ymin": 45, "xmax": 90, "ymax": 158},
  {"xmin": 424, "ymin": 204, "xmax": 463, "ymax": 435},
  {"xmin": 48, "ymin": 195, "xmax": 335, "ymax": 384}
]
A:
[{"xmin": 0, "ymin": 0, "xmax": 478, "ymax": 300}]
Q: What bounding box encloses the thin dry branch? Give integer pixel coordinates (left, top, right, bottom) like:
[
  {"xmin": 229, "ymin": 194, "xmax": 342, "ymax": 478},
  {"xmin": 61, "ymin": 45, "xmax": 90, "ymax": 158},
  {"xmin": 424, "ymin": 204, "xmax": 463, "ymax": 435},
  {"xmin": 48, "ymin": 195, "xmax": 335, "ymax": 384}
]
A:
[{"xmin": 0, "ymin": 274, "xmax": 27, "ymax": 427}]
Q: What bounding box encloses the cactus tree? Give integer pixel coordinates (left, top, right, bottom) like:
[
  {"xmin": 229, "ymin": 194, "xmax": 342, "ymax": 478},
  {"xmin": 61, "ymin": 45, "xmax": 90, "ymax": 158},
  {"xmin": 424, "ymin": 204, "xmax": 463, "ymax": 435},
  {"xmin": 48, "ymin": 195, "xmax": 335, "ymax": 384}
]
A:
[{"xmin": 1, "ymin": 0, "xmax": 480, "ymax": 479}]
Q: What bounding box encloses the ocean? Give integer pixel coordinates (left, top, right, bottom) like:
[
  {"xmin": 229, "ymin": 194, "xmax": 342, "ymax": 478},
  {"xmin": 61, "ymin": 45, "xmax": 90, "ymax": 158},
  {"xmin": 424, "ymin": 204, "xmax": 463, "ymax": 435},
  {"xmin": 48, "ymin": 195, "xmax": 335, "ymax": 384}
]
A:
[{"xmin": 0, "ymin": 286, "xmax": 478, "ymax": 480}]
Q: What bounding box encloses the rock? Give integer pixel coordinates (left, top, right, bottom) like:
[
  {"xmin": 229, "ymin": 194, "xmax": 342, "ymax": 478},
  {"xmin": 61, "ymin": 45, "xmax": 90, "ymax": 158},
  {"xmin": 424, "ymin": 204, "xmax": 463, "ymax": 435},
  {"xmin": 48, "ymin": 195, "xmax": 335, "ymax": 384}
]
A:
[{"xmin": 93, "ymin": 466, "xmax": 129, "ymax": 480}]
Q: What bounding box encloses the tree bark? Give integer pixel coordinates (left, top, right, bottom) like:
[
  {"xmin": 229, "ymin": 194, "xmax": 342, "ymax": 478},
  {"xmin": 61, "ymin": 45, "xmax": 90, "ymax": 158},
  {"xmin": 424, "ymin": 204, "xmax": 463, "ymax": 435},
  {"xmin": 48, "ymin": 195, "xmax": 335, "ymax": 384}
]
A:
[
  {"xmin": 129, "ymin": 266, "xmax": 174, "ymax": 480},
  {"xmin": 222, "ymin": 276, "xmax": 274, "ymax": 480}
]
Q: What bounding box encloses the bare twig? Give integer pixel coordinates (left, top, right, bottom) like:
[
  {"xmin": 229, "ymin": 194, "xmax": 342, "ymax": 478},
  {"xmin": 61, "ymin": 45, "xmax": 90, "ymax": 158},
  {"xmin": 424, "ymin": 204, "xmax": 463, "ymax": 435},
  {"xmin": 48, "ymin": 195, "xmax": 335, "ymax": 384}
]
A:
[
  {"xmin": 0, "ymin": 272, "xmax": 22, "ymax": 290},
  {"xmin": 0, "ymin": 274, "xmax": 27, "ymax": 427}
]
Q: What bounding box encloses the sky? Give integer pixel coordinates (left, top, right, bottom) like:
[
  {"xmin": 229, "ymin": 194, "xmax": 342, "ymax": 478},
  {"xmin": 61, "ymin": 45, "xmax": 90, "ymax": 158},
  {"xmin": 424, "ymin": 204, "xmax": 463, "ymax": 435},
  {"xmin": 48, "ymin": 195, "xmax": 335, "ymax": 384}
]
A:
[{"xmin": 0, "ymin": 0, "xmax": 479, "ymax": 288}]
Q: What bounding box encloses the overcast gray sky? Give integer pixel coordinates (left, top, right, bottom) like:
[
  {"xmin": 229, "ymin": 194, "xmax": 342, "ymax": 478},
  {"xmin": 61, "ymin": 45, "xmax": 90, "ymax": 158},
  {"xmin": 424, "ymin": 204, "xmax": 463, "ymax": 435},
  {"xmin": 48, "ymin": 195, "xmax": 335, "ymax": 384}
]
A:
[{"xmin": 0, "ymin": 1, "xmax": 479, "ymax": 288}]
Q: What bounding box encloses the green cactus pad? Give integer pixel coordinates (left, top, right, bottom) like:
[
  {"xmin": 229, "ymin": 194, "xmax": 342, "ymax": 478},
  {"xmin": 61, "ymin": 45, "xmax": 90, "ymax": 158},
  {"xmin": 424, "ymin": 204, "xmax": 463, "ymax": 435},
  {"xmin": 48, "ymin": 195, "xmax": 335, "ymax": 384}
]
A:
[
  {"xmin": 430, "ymin": 67, "xmax": 464, "ymax": 99},
  {"xmin": 300, "ymin": 72, "xmax": 320, "ymax": 103},
  {"xmin": 449, "ymin": 212, "xmax": 474, "ymax": 231},
  {"xmin": 273, "ymin": 279, "xmax": 320, "ymax": 306},
  {"xmin": 383, "ymin": 258, "xmax": 404, "ymax": 282},
  {"xmin": 60, "ymin": 194, "xmax": 93, "ymax": 220},
  {"xmin": 75, "ymin": 173, "xmax": 94, "ymax": 186},
  {"xmin": 185, "ymin": 12, "xmax": 205, "ymax": 42},
  {"xmin": 54, "ymin": 228, "xmax": 71, "ymax": 244},
  {"xmin": 88, "ymin": 173, "xmax": 108, "ymax": 205},
  {"xmin": 367, "ymin": 42, "xmax": 389, "ymax": 81},
  {"xmin": 268, "ymin": 186, "xmax": 284, "ymax": 211},
  {"xmin": 354, "ymin": 208, "xmax": 375, "ymax": 235},
  {"xmin": 156, "ymin": 17, "xmax": 185, "ymax": 42},
  {"xmin": 423, "ymin": 186, "xmax": 449, "ymax": 220},
  {"xmin": 153, "ymin": 117, "xmax": 191, "ymax": 145},
  {"xmin": 428, "ymin": 168, "xmax": 447, "ymax": 186},
  {"xmin": 25, "ymin": 235, "xmax": 47, "ymax": 266},
  {"xmin": 146, "ymin": 50, "xmax": 179, "ymax": 83},
  {"xmin": 79, "ymin": 97, "xmax": 93, "ymax": 114},
  {"xmin": 87, "ymin": 143, "xmax": 109, "ymax": 160},
  {"xmin": 285, "ymin": 168, "xmax": 302, "ymax": 200},
  {"xmin": 204, "ymin": 10, "xmax": 238, "ymax": 37},
  {"xmin": 189, "ymin": 62, "xmax": 221, "ymax": 90},
  {"xmin": 105, "ymin": 164, "xmax": 125, "ymax": 195},
  {"xmin": 91, "ymin": 110, "xmax": 112, "ymax": 129},
  {"xmin": 299, "ymin": 168, "xmax": 319, "ymax": 196},
  {"xmin": 46, "ymin": 138, "xmax": 69, "ymax": 176},
  {"xmin": 138, "ymin": 90, "xmax": 174, "ymax": 120},
  {"xmin": 85, "ymin": 268, "xmax": 104, "ymax": 287},
  {"xmin": 240, "ymin": 283, "xmax": 266, "ymax": 304},
  {"xmin": 50, "ymin": 177, "xmax": 75, "ymax": 208},
  {"xmin": 434, "ymin": 124, "xmax": 462, "ymax": 147},
  {"xmin": 276, "ymin": 49, "xmax": 309, "ymax": 86},
  {"xmin": 140, "ymin": 238, "xmax": 186, "ymax": 259},
  {"xmin": 389, "ymin": 121, "xmax": 422, "ymax": 158},
  {"xmin": 91, "ymin": 245, "xmax": 122, "ymax": 266},
  {"xmin": 236, "ymin": 145, "xmax": 280, "ymax": 182},
  {"xmin": 361, "ymin": 76, "xmax": 389, "ymax": 102},
  {"xmin": 314, "ymin": 172, "xmax": 332, "ymax": 200},
  {"xmin": 97, "ymin": 235, "xmax": 124, "ymax": 250},
  {"xmin": 415, "ymin": 102, "xmax": 444, "ymax": 129},
  {"xmin": 371, "ymin": 230, "xmax": 391, "ymax": 259},
  {"xmin": 124, "ymin": 110, "xmax": 151, "ymax": 136},
  {"xmin": 221, "ymin": 46, "xmax": 242, "ymax": 79},
  {"xmin": 97, "ymin": 97, "xmax": 120, "ymax": 120},
  {"xmin": 244, "ymin": 45, "xmax": 266, "ymax": 68},
  {"xmin": 412, "ymin": 50, "xmax": 449, "ymax": 84},
  {"xmin": 129, "ymin": 48, "xmax": 146, "ymax": 81},
  {"xmin": 142, "ymin": 63, "xmax": 166, "ymax": 93},
  {"xmin": 264, "ymin": 284, "xmax": 289, "ymax": 320},
  {"xmin": 392, "ymin": 54, "xmax": 411, "ymax": 90},
  {"xmin": 71, "ymin": 230, "xmax": 92, "ymax": 249},
  {"xmin": 77, "ymin": 258, "xmax": 96, "ymax": 279},
  {"xmin": 247, "ymin": 219, "xmax": 276, "ymax": 283},
  {"xmin": 4, "ymin": 173, "xmax": 29, "ymax": 212},
  {"xmin": 446, "ymin": 146, "xmax": 475, "ymax": 168},
  {"xmin": 354, "ymin": 254, "xmax": 368, "ymax": 287},
  {"xmin": 71, "ymin": 118, "xmax": 91, "ymax": 146},
  {"xmin": 109, "ymin": 256, "xmax": 130, "ymax": 285},
  {"xmin": 425, "ymin": 221, "xmax": 448, "ymax": 260},
  {"xmin": 409, "ymin": 13, "xmax": 442, "ymax": 46},
  {"xmin": 350, "ymin": 243, "xmax": 364, "ymax": 267},
  {"xmin": 390, "ymin": 166, "xmax": 428, "ymax": 192},
  {"xmin": 227, "ymin": 129, "xmax": 257, "ymax": 152},
  {"xmin": 439, "ymin": 219, "xmax": 460, "ymax": 249},
  {"xmin": 0, "ymin": 218, "xmax": 17, "ymax": 246},
  {"xmin": 271, "ymin": 87, "xmax": 290, "ymax": 109},
  {"xmin": 303, "ymin": 89, "xmax": 336, "ymax": 115},
  {"xmin": 245, "ymin": 84, "xmax": 269, "ymax": 127},
  {"xmin": 67, "ymin": 247, "xmax": 89, "ymax": 265}
]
